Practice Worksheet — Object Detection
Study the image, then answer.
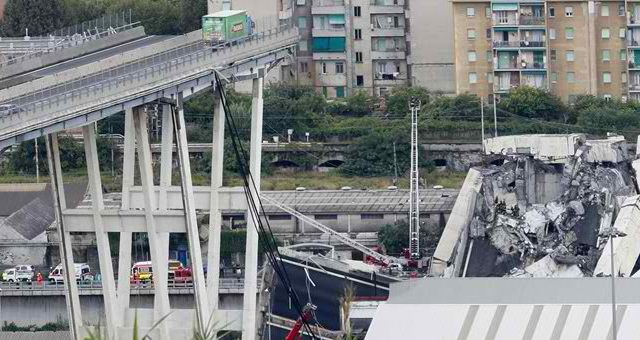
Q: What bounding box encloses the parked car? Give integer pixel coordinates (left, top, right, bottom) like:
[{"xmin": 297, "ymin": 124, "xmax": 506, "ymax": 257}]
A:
[
  {"xmin": 48, "ymin": 263, "xmax": 93, "ymax": 283},
  {"xmin": 2, "ymin": 265, "xmax": 35, "ymax": 282}
]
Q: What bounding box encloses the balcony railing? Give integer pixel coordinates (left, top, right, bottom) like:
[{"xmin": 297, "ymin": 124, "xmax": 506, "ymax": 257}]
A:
[
  {"xmin": 520, "ymin": 17, "xmax": 545, "ymax": 25},
  {"xmin": 493, "ymin": 19, "xmax": 518, "ymax": 26},
  {"xmin": 520, "ymin": 41, "xmax": 545, "ymax": 48},
  {"xmin": 521, "ymin": 62, "xmax": 546, "ymax": 70},
  {"xmin": 493, "ymin": 41, "xmax": 520, "ymax": 48},
  {"xmin": 370, "ymin": 0, "xmax": 404, "ymax": 5},
  {"xmin": 629, "ymin": 83, "xmax": 640, "ymax": 91},
  {"xmin": 313, "ymin": 0, "xmax": 345, "ymax": 6},
  {"xmin": 629, "ymin": 40, "xmax": 640, "ymax": 47}
]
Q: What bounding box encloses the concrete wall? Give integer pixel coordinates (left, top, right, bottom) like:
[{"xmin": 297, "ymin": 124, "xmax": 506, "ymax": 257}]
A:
[
  {"xmin": 0, "ymin": 293, "xmax": 243, "ymax": 327},
  {"xmin": 409, "ymin": 0, "xmax": 456, "ymax": 94},
  {"xmin": 0, "ymin": 27, "xmax": 147, "ymax": 82}
]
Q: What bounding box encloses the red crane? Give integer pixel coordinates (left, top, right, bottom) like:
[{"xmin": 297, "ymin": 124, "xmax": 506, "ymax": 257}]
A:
[{"xmin": 285, "ymin": 303, "xmax": 317, "ymax": 340}]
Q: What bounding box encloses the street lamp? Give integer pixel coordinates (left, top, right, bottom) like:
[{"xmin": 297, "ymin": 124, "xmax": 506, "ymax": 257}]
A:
[{"xmin": 599, "ymin": 226, "xmax": 627, "ymax": 340}]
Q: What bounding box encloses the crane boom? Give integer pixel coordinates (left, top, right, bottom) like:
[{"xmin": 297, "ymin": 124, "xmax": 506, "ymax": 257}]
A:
[
  {"xmin": 408, "ymin": 98, "xmax": 421, "ymax": 260},
  {"xmin": 260, "ymin": 195, "xmax": 397, "ymax": 265}
]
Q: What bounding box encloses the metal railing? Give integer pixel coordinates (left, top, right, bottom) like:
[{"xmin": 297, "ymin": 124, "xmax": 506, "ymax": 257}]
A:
[
  {"xmin": 493, "ymin": 41, "xmax": 520, "ymax": 48},
  {"xmin": 0, "ymin": 15, "xmax": 296, "ymax": 131},
  {"xmin": 313, "ymin": 0, "xmax": 345, "ymax": 6},
  {"xmin": 520, "ymin": 17, "xmax": 545, "ymax": 25},
  {"xmin": 0, "ymin": 11, "xmax": 139, "ymax": 68},
  {"xmin": 0, "ymin": 277, "xmax": 252, "ymax": 292}
]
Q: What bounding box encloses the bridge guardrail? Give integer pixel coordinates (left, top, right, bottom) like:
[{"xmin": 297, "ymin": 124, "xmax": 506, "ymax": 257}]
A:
[
  {"xmin": 0, "ymin": 277, "xmax": 255, "ymax": 292},
  {"xmin": 0, "ymin": 15, "xmax": 298, "ymax": 141},
  {"xmin": 0, "ymin": 11, "xmax": 139, "ymax": 68}
]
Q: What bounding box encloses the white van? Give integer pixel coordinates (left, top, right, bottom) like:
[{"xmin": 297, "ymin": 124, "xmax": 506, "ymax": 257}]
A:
[
  {"xmin": 2, "ymin": 265, "xmax": 35, "ymax": 282},
  {"xmin": 48, "ymin": 263, "xmax": 93, "ymax": 283}
]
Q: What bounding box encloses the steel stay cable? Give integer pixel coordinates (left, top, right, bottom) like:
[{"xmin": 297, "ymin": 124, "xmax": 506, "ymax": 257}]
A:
[{"xmin": 214, "ymin": 72, "xmax": 318, "ymax": 339}]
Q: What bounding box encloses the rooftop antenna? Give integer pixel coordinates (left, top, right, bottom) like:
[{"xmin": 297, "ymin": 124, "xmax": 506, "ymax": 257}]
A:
[{"xmin": 409, "ymin": 97, "xmax": 421, "ymax": 260}]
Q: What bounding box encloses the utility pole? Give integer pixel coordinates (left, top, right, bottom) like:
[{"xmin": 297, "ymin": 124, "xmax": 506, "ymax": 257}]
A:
[
  {"xmin": 34, "ymin": 139, "xmax": 39, "ymax": 183},
  {"xmin": 408, "ymin": 98, "xmax": 421, "ymax": 260},
  {"xmin": 392, "ymin": 141, "xmax": 398, "ymax": 185},
  {"xmin": 493, "ymin": 94, "xmax": 498, "ymax": 137},
  {"xmin": 480, "ymin": 97, "xmax": 485, "ymax": 153}
]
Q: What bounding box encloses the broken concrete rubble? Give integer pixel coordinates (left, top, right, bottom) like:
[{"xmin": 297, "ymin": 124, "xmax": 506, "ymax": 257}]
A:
[{"xmin": 432, "ymin": 134, "xmax": 640, "ymax": 278}]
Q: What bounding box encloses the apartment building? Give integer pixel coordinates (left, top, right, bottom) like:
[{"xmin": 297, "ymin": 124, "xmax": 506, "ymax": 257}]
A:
[
  {"xmin": 211, "ymin": 0, "xmax": 456, "ymax": 98},
  {"xmin": 453, "ymin": 0, "xmax": 640, "ymax": 102}
]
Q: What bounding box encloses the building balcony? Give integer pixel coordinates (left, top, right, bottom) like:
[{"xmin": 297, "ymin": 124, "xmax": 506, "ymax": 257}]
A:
[
  {"xmin": 629, "ymin": 15, "xmax": 640, "ymax": 27},
  {"xmin": 312, "ymin": 28, "xmax": 346, "ymax": 37},
  {"xmin": 629, "ymin": 40, "xmax": 640, "ymax": 48},
  {"xmin": 370, "ymin": 27, "xmax": 406, "ymax": 37},
  {"xmin": 374, "ymin": 73, "xmax": 407, "ymax": 86},
  {"xmin": 629, "ymin": 83, "xmax": 640, "ymax": 92},
  {"xmin": 312, "ymin": 52, "xmax": 347, "ymax": 60},
  {"xmin": 370, "ymin": 0, "xmax": 405, "ymax": 14},
  {"xmin": 312, "ymin": 0, "xmax": 345, "ymax": 15},
  {"xmin": 521, "ymin": 62, "xmax": 547, "ymax": 70},
  {"xmin": 493, "ymin": 41, "xmax": 520, "ymax": 49},
  {"xmin": 519, "ymin": 41, "xmax": 545, "ymax": 48},
  {"xmin": 629, "ymin": 61, "xmax": 640, "ymax": 70},
  {"xmin": 371, "ymin": 50, "xmax": 406, "ymax": 59},
  {"xmin": 519, "ymin": 16, "xmax": 545, "ymax": 26}
]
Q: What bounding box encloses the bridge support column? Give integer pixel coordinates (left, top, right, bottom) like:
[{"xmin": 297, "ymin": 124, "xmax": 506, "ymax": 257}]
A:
[
  {"xmin": 117, "ymin": 108, "xmax": 135, "ymax": 325},
  {"xmin": 134, "ymin": 107, "xmax": 171, "ymax": 340},
  {"xmin": 45, "ymin": 133, "xmax": 82, "ymax": 340},
  {"xmin": 174, "ymin": 93, "xmax": 211, "ymax": 331},
  {"xmin": 243, "ymin": 69, "xmax": 265, "ymax": 340},
  {"xmin": 207, "ymin": 94, "xmax": 225, "ymax": 314},
  {"xmin": 83, "ymin": 124, "xmax": 118, "ymax": 338},
  {"xmin": 157, "ymin": 104, "xmax": 173, "ymax": 295}
]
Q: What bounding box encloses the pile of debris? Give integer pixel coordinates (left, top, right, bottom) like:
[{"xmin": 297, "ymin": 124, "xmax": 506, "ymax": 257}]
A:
[{"xmin": 434, "ymin": 134, "xmax": 640, "ymax": 278}]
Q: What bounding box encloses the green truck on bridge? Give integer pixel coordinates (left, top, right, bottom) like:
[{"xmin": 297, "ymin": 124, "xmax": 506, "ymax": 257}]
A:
[{"xmin": 202, "ymin": 10, "xmax": 252, "ymax": 45}]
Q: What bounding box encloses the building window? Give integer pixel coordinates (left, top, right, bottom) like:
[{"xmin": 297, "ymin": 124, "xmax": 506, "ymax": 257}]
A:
[
  {"xmin": 335, "ymin": 62, "xmax": 344, "ymax": 74},
  {"xmin": 565, "ymin": 6, "xmax": 573, "ymax": 17},
  {"xmin": 619, "ymin": 4, "xmax": 625, "ymax": 16},
  {"xmin": 297, "ymin": 0, "xmax": 306, "ymax": 4},
  {"xmin": 620, "ymin": 28, "xmax": 626, "ymax": 39},
  {"xmin": 567, "ymin": 72, "xmax": 575, "ymax": 83},
  {"xmin": 622, "ymin": 72, "xmax": 628, "ymax": 83},
  {"xmin": 269, "ymin": 215, "xmax": 291, "ymax": 221},
  {"xmin": 566, "ymin": 50, "xmax": 575, "ymax": 62},
  {"xmin": 467, "ymin": 29, "xmax": 476, "ymax": 40},
  {"xmin": 356, "ymin": 52, "xmax": 363, "ymax": 63},
  {"xmin": 621, "ymin": 49, "xmax": 628, "ymax": 60},
  {"xmin": 355, "ymin": 29, "xmax": 362, "ymax": 40},
  {"xmin": 487, "ymin": 73, "xmax": 493, "ymax": 83},
  {"xmin": 549, "ymin": 7, "xmax": 555, "ymax": 17},
  {"xmin": 603, "ymin": 72, "xmax": 612, "ymax": 83},
  {"xmin": 467, "ymin": 7, "xmax": 475, "ymax": 17},
  {"xmin": 602, "ymin": 49, "xmax": 611, "ymax": 61},
  {"xmin": 298, "ymin": 16, "xmax": 308, "ymax": 28},
  {"xmin": 601, "ymin": 5, "xmax": 609, "ymax": 17},
  {"xmin": 565, "ymin": 27, "xmax": 574, "ymax": 40},
  {"xmin": 356, "ymin": 75, "xmax": 364, "ymax": 86},
  {"xmin": 468, "ymin": 50, "xmax": 477, "ymax": 62},
  {"xmin": 602, "ymin": 28, "xmax": 610, "ymax": 39},
  {"xmin": 354, "ymin": 6, "xmax": 361, "ymax": 17},
  {"xmin": 551, "ymin": 72, "xmax": 558, "ymax": 83},
  {"xmin": 361, "ymin": 213, "xmax": 384, "ymax": 220},
  {"xmin": 604, "ymin": 94, "xmax": 612, "ymax": 101},
  {"xmin": 486, "ymin": 28, "xmax": 491, "ymax": 39},
  {"xmin": 315, "ymin": 214, "xmax": 337, "ymax": 220},
  {"xmin": 550, "ymin": 50, "xmax": 557, "ymax": 61},
  {"xmin": 299, "ymin": 40, "xmax": 308, "ymax": 51},
  {"xmin": 549, "ymin": 28, "xmax": 556, "ymax": 40},
  {"xmin": 469, "ymin": 72, "xmax": 478, "ymax": 84},
  {"xmin": 336, "ymin": 86, "xmax": 345, "ymax": 98},
  {"xmin": 300, "ymin": 62, "xmax": 308, "ymax": 73},
  {"xmin": 486, "ymin": 50, "xmax": 492, "ymax": 61},
  {"xmin": 485, "ymin": 6, "xmax": 491, "ymax": 17},
  {"xmin": 321, "ymin": 62, "xmax": 327, "ymax": 74}
]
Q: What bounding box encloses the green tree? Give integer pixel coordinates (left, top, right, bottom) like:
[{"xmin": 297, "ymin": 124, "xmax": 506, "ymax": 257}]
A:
[
  {"xmin": 262, "ymin": 84, "xmax": 327, "ymax": 137},
  {"xmin": 378, "ymin": 220, "xmax": 443, "ymax": 256},
  {"xmin": 106, "ymin": 0, "xmax": 181, "ymax": 35},
  {"xmin": 179, "ymin": 0, "xmax": 207, "ymax": 33},
  {"xmin": 426, "ymin": 93, "xmax": 481, "ymax": 120},
  {"xmin": 328, "ymin": 91, "xmax": 374, "ymax": 116},
  {"xmin": 498, "ymin": 86, "xmax": 567, "ymax": 121},
  {"xmin": 576, "ymin": 106, "xmax": 640, "ymax": 132},
  {"xmin": 386, "ymin": 86, "xmax": 430, "ymax": 117},
  {"xmin": 341, "ymin": 127, "xmax": 411, "ymax": 177},
  {"xmin": 1, "ymin": 0, "xmax": 66, "ymax": 36}
]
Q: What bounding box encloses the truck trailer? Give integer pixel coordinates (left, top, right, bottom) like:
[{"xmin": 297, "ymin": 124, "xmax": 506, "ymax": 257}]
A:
[{"xmin": 202, "ymin": 10, "xmax": 252, "ymax": 45}]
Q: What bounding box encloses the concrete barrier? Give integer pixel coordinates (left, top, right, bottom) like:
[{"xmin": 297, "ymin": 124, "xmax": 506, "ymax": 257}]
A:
[
  {"xmin": 0, "ymin": 27, "xmax": 147, "ymax": 81},
  {"xmin": 0, "ymin": 30, "xmax": 203, "ymax": 101}
]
